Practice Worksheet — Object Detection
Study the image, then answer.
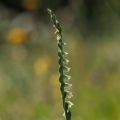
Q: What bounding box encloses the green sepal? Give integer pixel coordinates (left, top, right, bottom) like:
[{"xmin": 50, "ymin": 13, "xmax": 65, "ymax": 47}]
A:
[
  {"xmin": 63, "ymin": 91, "xmax": 67, "ymax": 100},
  {"xmin": 59, "ymin": 27, "xmax": 62, "ymax": 34},
  {"xmin": 67, "ymin": 110, "xmax": 71, "ymax": 120},
  {"xmin": 60, "ymin": 84, "xmax": 64, "ymax": 93},
  {"xmin": 63, "ymin": 92, "xmax": 67, "ymax": 107},
  {"xmin": 64, "ymin": 102, "xmax": 68, "ymax": 113},
  {"xmin": 56, "ymin": 20, "xmax": 60, "ymax": 29},
  {"xmin": 53, "ymin": 20, "xmax": 57, "ymax": 27},
  {"xmin": 59, "ymin": 75, "xmax": 63, "ymax": 83},
  {"xmin": 51, "ymin": 16, "xmax": 55, "ymax": 23},
  {"xmin": 58, "ymin": 43, "xmax": 62, "ymax": 51}
]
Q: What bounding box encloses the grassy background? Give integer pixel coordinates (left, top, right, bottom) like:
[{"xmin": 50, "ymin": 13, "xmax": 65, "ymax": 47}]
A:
[{"xmin": 0, "ymin": 0, "xmax": 120, "ymax": 120}]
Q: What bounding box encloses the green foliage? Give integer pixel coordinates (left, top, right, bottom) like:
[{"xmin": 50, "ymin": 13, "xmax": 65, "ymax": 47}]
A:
[{"xmin": 47, "ymin": 8, "xmax": 73, "ymax": 120}]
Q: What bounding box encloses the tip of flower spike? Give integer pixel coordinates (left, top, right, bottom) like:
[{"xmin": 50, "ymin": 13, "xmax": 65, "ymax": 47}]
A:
[{"xmin": 47, "ymin": 8, "xmax": 52, "ymax": 14}]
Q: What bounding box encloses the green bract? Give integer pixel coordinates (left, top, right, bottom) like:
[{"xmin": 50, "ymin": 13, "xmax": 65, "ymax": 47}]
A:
[{"xmin": 47, "ymin": 8, "xmax": 73, "ymax": 120}]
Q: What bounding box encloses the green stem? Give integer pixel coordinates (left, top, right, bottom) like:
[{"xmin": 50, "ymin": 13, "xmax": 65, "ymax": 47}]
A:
[{"xmin": 47, "ymin": 8, "xmax": 73, "ymax": 120}]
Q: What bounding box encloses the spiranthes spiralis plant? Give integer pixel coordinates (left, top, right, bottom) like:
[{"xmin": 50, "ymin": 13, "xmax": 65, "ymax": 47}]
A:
[{"xmin": 47, "ymin": 9, "xmax": 73, "ymax": 120}]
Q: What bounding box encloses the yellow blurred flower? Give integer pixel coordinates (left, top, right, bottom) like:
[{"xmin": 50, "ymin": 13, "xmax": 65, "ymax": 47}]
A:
[
  {"xmin": 50, "ymin": 74, "xmax": 62, "ymax": 114},
  {"xmin": 21, "ymin": 0, "xmax": 39, "ymax": 10},
  {"xmin": 7, "ymin": 28, "xmax": 27, "ymax": 44},
  {"xmin": 50, "ymin": 74, "xmax": 61, "ymax": 99},
  {"xmin": 34, "ymin": 56, "xmax": 51, "ymax": 75},
  {"xmin": 50, "ymin": 74, "xmax": 59, "ymax": 87}
]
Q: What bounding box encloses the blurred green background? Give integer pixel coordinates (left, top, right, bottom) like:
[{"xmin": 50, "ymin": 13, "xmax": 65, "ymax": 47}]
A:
[{"xmin": 0, "ymin": 0, "xmax": 120, "ymax": 120}]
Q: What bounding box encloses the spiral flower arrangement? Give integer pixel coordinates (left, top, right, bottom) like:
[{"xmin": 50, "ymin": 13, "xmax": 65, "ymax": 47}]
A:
[{"xmin": 47, "ymin": 9, "xmax": 73, "ymax": 120}]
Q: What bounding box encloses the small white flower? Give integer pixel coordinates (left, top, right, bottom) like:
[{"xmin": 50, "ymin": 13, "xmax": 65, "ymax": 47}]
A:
[
  {"xmin": 64, "ymin": 83, "xmax": 72, "ymax": 89},
  {"xmin": 66, "ymin": 91, "xmax": 73, "ymax": 98},
  {"xmin": 57, "ymin": 34, "xmax": 61, "ymax": 41},
  {"xmin": 62, "ymin": 112, "xmax": 65, "ymax": 117},
  {"xmin": 67, "ymin": 101, "xmax": 74, "ymax": 108}
]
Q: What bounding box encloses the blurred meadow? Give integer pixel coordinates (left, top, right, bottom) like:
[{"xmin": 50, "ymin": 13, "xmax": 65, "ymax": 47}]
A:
[{"xmin": 0, "ymin": 0, "xmax": 120, "ymax": 120}]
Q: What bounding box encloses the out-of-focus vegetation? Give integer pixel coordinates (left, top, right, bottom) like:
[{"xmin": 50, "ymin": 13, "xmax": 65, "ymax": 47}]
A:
[{"xmin": 0, "ymin": 0, "xmax": 120, "ymax": 120}]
